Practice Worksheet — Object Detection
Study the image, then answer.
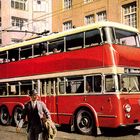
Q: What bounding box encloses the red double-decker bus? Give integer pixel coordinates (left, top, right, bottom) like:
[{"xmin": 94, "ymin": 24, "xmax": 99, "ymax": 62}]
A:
[{"xmin": 0, "ymin": 21, "xmax": 140, "ymax": 135}]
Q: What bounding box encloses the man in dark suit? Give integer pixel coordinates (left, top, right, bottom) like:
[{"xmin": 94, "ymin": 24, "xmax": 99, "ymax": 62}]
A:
[{"xmin": 17, "ymin": 89, "xmax": 51, "ymax": 140}]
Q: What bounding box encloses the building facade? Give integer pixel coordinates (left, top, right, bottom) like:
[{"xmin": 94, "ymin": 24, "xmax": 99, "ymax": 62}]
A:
[
  {"xmin": 52, "ymin": 0, "xmax": 140, "ymax": 32},
  {"xmin": 0, "ymin": 0, "xmax": 52, "ymax": 46}
]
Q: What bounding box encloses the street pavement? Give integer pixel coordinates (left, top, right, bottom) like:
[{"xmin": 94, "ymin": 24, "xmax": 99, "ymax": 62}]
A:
[
  {"xmin": 1, "ymin": 125, "xmax": 140, "ymax": 140},
  {"xmin": 0, "ymin": 125, "xmax": 95, "ymax": 140}
]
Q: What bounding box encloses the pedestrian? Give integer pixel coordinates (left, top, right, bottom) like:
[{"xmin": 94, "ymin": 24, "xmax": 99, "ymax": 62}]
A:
[{"xmin": 16, "ymin": 89, "xmax": 51, "ymax": 140}]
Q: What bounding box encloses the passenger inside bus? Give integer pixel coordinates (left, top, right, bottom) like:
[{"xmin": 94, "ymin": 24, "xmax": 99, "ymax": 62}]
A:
[
  {"xmin": 120, "ymin": 81, "xmax": 127, "ymax": 92},
  {"xmin": 41, "ymin": 50, "xmax": 47, "ymax": 56},
  {"xmin": 3, "ymin": 58, "xmax": 10, "ymax": 63},
  {"xmin": 65, "ymin": 78, "xmax": 84, "ymax": 94},
  {"xmin": 53, "ymin": 48, "xmax": 60, "ymax": 54},
  {"xmin": 11, "ymin": 58, "xmax": 15, "ymax": 62},
  {"xmin": 86, "ymin": 81, "xmax": 92, "ymax": 93}
]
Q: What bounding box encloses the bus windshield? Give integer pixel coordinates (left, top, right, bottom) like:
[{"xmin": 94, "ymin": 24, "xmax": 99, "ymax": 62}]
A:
[
  {"xmin": 103, "ymin": 27, "xmax": 140, "ymax": 47},
  {"xmin": 114, "ymin": 28, "xmax": 140, "ymax": 47},
  {"xmin": 119, "ymin": 74, "xmax": 140, "ymax": 92}
]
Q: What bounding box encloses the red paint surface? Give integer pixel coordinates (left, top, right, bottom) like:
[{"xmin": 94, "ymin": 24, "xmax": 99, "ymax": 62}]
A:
[{"xmin": 1, "ymin": 44, "xmax": 140, "ymax": 128}]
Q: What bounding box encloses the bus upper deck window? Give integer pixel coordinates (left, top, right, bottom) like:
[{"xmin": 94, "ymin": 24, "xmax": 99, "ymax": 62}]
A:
[
  {"xmin": 48, "ymin": 38, "xmax": 64, "ymax": 54},
  {"xmin": 9, "ymin": 49, "xmax": 19, "ymax": 61},
  {"xmin": 115, "ymin": 28, "xmax": 138, "ymax": 46},
  {"xmin": 85, "ymin": 29, "xmax": 101, "ymax": 47},
  {"xmin": 66, "ymin": 33, "xmax": 84, "ymax": 51},
  {"xmin": 33, "ymin": 44, "xmax": 42, "ymax": 57},
  {"xmin": 20, "ymin": 45, "xmax": 32, "ymax": 60},
  {"xmin": 0, "ymin": 51, "xmax": 8, "ymax": 63}
]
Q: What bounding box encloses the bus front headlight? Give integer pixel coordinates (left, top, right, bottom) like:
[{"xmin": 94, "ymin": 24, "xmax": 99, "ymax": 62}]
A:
[
  {"xmin": 124, "ymin": 104, "xmax": 131, "ymax": 113},
  {"xmin": 125, "ymin": 113, "xmax": 131, "ymax": 119}
]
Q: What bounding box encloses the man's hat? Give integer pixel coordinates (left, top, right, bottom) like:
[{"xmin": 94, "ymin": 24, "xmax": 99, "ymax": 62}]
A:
[{"xmin": 29, "ymin": 89, "xmax": 38, "ymax": 96}]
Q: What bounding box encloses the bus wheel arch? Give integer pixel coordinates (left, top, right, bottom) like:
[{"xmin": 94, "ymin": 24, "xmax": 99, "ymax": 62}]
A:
[
  {"xmin": 0, "ymin": 105, "xmax": 10, "ymax": 125},
  {"xmin": 72, "ymin": 106, "xmax": 98, "ymax": 135},
  {"xmin": 12, "ymin": 105, "xmax": 23, "ymax": 126}
]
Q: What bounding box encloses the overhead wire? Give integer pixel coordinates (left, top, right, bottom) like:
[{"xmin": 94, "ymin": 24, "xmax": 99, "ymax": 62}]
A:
[{"xmin": 1, "ymin": 1, "xmax": 87, "ymax": 34}]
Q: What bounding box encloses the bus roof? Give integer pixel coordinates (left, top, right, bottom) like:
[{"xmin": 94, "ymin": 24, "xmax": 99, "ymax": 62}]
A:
[{"xmin": 0, "ymin": 21, "xmax": 139, "ymax": 52}]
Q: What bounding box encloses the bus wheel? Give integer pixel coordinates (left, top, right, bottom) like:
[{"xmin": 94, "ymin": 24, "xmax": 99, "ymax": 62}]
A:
[
  {"xmin": 75, "ymin": 109, "xmax": 96, "ymax": 135},
  {"xmin": 0, "ymin": 106, "xmax": 10, "ymax": 125},
  {"xmin": 13, "ymin": 106, "xmax": 23, "ymax": 126}
]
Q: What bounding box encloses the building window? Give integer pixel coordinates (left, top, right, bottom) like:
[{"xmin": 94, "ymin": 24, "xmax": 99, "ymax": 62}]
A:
[
  {"xmin": 63, "ymin": 21, "xmax": 72, "ymax": 31},
  {"xmin": 122, "ymin": 2, "xmax": 137, "ymax": 28},
  {"xmin": 11, "ymin": 0, "xmax": 27, "ymax": 10},
  {"xmin": 96, "ymin": 11, "xmax": 107, "ymax": 22},
  {"xmin": 11, "ymin": 16, "xmax": 28, "ymax": 30},
  {"xmin": 85, "ymin": 14, "xmax": 94, "ymax": 25},
  {"xmin": 33, "ymin": 0, "xmax": 46, "ymax": 11},
  {"xmin": 64, "ymin": 0, "xmax": 72, "ymax": 10},
  {"xmin": 84, "ymin": 0, "xmax": 93, "ymax": 3}
]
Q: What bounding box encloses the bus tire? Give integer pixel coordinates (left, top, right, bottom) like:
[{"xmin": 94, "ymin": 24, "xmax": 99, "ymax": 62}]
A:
[
  {"xmin": 0, "ymin": 106, "xmax": 10, "ymax": 125},
  {"xmin": 12, "ymin": 106, "xmax": 23, "ymax": 126},
  {"xmin": 75, "ymin": 108, "xmax": 96, "ymax": 135}
]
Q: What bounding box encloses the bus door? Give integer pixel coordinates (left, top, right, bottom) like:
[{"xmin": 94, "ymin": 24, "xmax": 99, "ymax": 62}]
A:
[
  {"xmin": 57, "ymin": 76, "xmax": 85, "ymax": 125},
  {"xmin": 40, "ymin": 78, "xmax": 57, "ymax": 122}
]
